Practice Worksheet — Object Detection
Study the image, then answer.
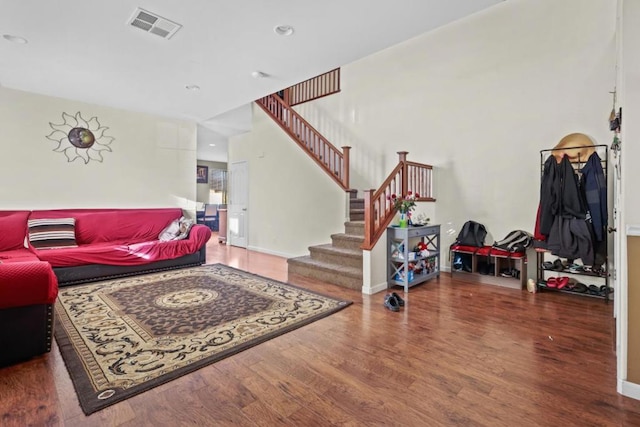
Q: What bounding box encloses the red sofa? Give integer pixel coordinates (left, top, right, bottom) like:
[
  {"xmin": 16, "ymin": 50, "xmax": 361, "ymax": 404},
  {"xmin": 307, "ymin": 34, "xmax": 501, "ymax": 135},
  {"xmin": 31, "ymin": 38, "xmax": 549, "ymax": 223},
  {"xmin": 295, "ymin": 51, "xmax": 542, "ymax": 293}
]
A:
[
  {"xmin": 0, "ymin": 208, "xmax": 211, "ymax": 365},
  {"xmin": 25, "ymin": 208, "xmax": 211, "ymax": 286},
  {"xmin": 0, "ymin": 261, "xmax": 58, "ymax": 366}
]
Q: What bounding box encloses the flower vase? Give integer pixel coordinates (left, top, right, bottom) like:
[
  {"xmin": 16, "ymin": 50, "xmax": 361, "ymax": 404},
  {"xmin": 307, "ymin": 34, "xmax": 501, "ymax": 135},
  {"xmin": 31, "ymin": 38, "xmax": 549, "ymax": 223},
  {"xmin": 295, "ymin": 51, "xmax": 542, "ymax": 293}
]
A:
[{"xmin": 399, "ymin": 212, "xmax": 408, "ymax": 228}]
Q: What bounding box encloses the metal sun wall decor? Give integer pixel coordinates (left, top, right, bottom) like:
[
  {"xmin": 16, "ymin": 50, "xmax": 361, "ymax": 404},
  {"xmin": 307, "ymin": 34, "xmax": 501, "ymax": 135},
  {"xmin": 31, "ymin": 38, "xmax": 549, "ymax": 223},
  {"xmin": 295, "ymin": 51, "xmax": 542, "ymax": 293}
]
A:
[{"xmin": 46, "ymin": 112, "xmax": 114, "ymax": 163}]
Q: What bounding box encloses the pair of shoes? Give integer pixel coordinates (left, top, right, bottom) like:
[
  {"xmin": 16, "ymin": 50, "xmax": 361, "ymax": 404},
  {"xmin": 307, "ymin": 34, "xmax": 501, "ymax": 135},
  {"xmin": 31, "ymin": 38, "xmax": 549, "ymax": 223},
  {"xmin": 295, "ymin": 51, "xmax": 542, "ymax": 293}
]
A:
[
  {"xmin": 499, "ymin": 269, "xmax": 520, "ymax": 279},
  {"xmin": 588, "ymin": 284, "xmax": 600, "ymax": 295},
  {"xmin": 391, "ymin": 292, "xmax": 405, "ymax": 306},
  {"xmin": 556, "ymin": 277, "xmax": 569, "ymax": 289},
  {"xmin": 566, "ymin": 264, "xmax": 584, "ymax": 273},
  {"xmin": 547, "ymin": 276, "xmax": 569, "ymax": 289},
  {"xmin": 383, "ymin": 292, "xmax": 405, "ymax": 312},
  {"xmin": 600, "ymin": 285, "xmax": 613, "ymax": 297},
  {"xmin": 570, "ymin": 282, "xmax": 588, "ymax": 293},
  {"xmin": 553, "ymin": 259, "xmax": 565, "ymax": 271},
  {"xmin": 542, "ymin": 261, "xmax": 554, "ymax": 270}
]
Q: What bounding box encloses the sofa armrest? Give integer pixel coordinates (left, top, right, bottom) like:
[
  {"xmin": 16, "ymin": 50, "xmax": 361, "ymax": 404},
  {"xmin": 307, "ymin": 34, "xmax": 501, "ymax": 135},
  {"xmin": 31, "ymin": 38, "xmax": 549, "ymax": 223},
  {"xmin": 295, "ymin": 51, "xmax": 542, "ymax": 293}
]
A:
[
  {"xmin": 188, "ymin": 224, "xmax": 212, "ymax": 249},
  {"xmin": 0, "ymin": 262, "xmax": 58, "ymax": 309}
]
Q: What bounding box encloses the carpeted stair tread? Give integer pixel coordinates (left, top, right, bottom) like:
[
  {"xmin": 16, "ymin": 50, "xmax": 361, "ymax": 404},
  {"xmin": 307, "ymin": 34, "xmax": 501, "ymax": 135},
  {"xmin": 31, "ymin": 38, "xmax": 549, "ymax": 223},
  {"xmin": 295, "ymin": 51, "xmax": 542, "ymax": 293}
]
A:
[
  {"xmin": 308, "ymin": 244, "xmax": 362, "ymax": 269},
  {"xmin": 287, "ymin": 256, "xmax": 362, "ymax": 290},
  {"xmin": 331, "ymin": 232, "xmax": 364, "ymax": 241},
  {"xmin": 310, "ymin": 244, "xmax": 361, "ymax": 258},
  {"xmin": 288, "ymin": 256, "xmax": 362, "ymax": 277},
  {"xmin": 343, "ymin": 221, "xmax": 365, "ymax": 236},
  {"xmin": 330, "ymin": 233, "xmax": 364, "ymax": 251},
  {"xmin": 349, "ymin": 209, "xmax": 365, "ymax": 221}
]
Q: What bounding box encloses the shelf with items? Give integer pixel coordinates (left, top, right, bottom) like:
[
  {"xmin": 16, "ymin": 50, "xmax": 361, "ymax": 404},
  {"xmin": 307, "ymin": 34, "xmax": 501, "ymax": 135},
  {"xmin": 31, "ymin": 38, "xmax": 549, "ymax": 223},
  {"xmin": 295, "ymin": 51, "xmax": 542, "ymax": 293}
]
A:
[
  {"xmin": 387, "ymin": 224, "xmax": 440, "ymax": 293},
  {"xmin": 535, "ymin": 249, "xmax": 612, "ymax": 301},
  {"xmin": 450, "ymin": 245, "xmax": 527, "ymax": 290}
]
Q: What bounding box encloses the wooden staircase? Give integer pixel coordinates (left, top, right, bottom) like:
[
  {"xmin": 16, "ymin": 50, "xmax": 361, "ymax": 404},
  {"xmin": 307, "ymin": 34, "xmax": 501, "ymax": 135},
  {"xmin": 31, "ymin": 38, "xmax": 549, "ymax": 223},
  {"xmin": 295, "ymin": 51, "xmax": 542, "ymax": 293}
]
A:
[
  {"xmin": 257, "ymin": 70, "xmax": 435, "ymax": 291},
  {"xmin": 287, "ymin": 193, "xmax": 365, "ymax": 290}
]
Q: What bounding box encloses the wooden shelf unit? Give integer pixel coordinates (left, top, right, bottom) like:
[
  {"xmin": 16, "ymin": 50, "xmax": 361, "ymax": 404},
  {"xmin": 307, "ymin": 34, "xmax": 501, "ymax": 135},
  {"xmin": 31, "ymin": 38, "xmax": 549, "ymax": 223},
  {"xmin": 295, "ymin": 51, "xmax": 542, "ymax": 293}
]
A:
[
  {"xmin": 387, "ymin": 225, "xmax": 440, "ymax": 293},
  {"xmin": 450, "ymin": 245, "xmax": 527, "ymax": 290}
]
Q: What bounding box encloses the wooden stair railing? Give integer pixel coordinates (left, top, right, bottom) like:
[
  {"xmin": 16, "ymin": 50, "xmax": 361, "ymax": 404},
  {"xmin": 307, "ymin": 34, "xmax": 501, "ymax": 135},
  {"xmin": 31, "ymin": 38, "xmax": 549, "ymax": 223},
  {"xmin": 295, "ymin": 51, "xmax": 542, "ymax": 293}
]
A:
[
  {"xmin": 256, "ymin": 94, "xmax": 350, "ymax": 190},
  {"xmin": 362, "ymin": 151, "xmax": 435, "ymax": 250},
  {"xmin": 282, "ymin": 68, "xmax": 341, "ymax": 106}
]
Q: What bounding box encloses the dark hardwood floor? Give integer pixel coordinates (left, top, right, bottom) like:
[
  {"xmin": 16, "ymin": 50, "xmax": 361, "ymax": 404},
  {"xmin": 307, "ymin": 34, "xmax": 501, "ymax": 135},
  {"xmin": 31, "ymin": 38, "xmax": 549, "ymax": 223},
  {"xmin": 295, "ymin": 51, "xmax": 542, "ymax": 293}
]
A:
[{"xmin": 2, "ymin": 235, "xmax": 640, "ymax": 426}]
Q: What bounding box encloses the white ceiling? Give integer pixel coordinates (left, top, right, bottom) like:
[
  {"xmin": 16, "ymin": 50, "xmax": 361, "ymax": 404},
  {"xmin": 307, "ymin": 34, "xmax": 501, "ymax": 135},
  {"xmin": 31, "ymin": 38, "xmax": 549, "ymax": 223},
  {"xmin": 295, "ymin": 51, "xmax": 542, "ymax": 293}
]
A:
[{"xmin": 0, "ymin": 0, "xmax": 503, "ymax": 162}]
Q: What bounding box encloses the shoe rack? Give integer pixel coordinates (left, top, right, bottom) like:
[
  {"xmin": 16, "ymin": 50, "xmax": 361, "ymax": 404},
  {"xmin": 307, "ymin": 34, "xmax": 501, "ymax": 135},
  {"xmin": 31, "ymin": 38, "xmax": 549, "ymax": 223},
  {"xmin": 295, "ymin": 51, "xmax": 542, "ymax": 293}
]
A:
[
  {"xmin": 449, "ymin": 246, "xmax": 527, "ymax": 290},
  {"xmin": 535, "ymin": 249, "xmax": 611, "ymax": 301}
]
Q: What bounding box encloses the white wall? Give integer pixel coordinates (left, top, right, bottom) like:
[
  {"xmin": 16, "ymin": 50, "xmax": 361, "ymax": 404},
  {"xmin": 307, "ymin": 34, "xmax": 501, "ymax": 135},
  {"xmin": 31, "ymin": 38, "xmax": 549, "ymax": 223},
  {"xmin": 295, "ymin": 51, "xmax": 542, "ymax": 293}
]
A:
[
  {"xmin": 0, "ymin": 86, "xmax": 197, "ymax": 211},
  {"xmin": 619, "ymin": 0, "xmax": 640, "ymax": 400},
  {"xmin": 293, "ymin": 0, "xmax": 617, "ymax": 286},
  {"xmin": 228, "ymin": 104, "xmax": 346, "ymax": 258},
  {"xmin": 623, "ymin": 2, "xmax": 640, "ymax": 224}
]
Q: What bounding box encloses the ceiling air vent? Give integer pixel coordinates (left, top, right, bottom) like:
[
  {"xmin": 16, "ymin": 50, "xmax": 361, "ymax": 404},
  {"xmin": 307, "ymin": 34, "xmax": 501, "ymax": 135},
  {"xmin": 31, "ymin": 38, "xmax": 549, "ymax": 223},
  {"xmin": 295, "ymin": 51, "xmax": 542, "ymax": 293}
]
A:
[{"xmin": 128, "ymin": 8, "xmax": 182, "ymax": 40}]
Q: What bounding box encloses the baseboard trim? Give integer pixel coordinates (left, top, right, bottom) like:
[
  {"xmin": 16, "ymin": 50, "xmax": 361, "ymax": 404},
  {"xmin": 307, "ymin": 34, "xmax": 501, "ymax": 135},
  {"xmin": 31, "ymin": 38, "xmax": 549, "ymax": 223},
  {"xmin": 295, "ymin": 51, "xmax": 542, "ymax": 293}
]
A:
[
  {"xmin": 362, "ymin": 281, "xmax": 388, "ymax": 295},
  {"xmin": 246, "ymin": 245, "xmax": 297, "ymax": 259},
  {"xmin": 619, "ymin": 379, "xmax": 640, "ymax": 400}
]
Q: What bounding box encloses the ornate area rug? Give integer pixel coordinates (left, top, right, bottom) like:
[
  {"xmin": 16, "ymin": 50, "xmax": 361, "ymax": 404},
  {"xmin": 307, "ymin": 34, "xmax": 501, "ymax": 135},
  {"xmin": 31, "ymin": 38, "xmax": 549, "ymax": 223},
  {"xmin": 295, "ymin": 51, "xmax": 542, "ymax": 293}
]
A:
[{"xmin": 54, "ymin": 264, "xmax": 351, "ymax": 415}]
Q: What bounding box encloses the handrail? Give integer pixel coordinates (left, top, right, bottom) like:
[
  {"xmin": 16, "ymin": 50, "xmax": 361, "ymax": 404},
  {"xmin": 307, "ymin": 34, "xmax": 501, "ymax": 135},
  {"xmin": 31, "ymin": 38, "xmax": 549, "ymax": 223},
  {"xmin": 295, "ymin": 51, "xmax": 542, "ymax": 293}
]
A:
[
  {"xmin": 256, "ymin": 94, "xmax": 350, "ymax": 190},
  {"xmin": 283, "ymin": 68, "xmax": 341, "ymax": 106},
  {"xmin": 362, "ymin": 152, "xmax": 435, "ymax": 250}
]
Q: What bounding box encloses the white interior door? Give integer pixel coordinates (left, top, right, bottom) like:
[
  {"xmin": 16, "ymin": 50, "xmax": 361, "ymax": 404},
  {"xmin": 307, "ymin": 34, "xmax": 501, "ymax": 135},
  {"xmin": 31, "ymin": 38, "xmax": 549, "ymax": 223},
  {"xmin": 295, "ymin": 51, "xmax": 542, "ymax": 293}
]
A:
[{"xmin": 228, "ymin": 160, "xmax": 248, "ymax": 248}]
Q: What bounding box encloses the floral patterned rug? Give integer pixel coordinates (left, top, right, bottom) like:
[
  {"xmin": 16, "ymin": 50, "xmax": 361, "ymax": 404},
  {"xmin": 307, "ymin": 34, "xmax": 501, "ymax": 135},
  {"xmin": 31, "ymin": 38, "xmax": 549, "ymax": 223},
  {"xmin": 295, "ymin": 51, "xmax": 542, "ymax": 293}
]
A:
[{"xmin": 54, "ymin": 264, "xmax": 351, "ymax": 415}]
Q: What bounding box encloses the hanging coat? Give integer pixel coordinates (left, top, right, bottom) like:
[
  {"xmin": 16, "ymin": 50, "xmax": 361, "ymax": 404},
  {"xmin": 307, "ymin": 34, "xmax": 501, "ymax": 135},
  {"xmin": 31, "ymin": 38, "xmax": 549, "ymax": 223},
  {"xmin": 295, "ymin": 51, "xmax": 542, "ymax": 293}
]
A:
[
  {"xmin": 539, "ymin": 156, "xmax": 560, "ymax": 236},
  {"xmin": 580, "ymin": 152, "xmax": 608, "ymax": 241},
  {"xmin": 546, "ymin": 216, "xmax": 594, "ymax": 265},
  {"xmin": 558, "ymin": 154, "xmax": 586, "ymax": 219}
]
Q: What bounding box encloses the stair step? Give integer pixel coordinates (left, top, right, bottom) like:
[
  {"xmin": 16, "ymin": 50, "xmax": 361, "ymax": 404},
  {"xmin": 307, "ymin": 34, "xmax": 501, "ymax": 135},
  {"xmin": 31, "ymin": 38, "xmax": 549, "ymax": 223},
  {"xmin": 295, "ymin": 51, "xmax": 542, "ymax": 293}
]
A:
[
  {"xmin": 331, "ymin": 233, "xmax": 364, "ymax": 251},
  {"xmin": 349, "ymin": 211, "xmax": 364, "ymax": 221},
  {"xmin": 309, "ymin": 244, "xmax": 362, "ymax": 269},
  {"xmin": 349, "ymin": 198, "xmax": 364, "ymax": 209},
  {"xmin": 287, "ymin": 256, "xmax": 362, "ymax": 290},
  {"xmin": 344, "ymin": 220, "xmax": 364, "ymax": 236}
]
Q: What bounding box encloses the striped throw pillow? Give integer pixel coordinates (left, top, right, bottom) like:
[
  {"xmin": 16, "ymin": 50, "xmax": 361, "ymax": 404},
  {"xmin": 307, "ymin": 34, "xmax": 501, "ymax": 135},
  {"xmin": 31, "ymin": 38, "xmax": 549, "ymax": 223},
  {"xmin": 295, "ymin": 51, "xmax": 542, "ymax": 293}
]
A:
[{"xmin": 28, "ymin": 218, "xmax": 78, "ymax": 249}]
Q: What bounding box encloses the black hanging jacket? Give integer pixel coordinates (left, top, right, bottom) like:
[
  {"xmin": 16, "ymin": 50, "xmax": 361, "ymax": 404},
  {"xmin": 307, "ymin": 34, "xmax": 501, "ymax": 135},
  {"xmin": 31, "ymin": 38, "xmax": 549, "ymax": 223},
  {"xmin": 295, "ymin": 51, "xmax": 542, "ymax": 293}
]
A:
[
  {"xmin": 539, "ymin": 156, "xmax": 559, "ymax": 236},
  {"xmin": 559, "ymin": 154, "xmax": 586, "ymax": 219},
  {"xmin": 580, "ymin": 152, "xmax": 607, "ymax": 241}
]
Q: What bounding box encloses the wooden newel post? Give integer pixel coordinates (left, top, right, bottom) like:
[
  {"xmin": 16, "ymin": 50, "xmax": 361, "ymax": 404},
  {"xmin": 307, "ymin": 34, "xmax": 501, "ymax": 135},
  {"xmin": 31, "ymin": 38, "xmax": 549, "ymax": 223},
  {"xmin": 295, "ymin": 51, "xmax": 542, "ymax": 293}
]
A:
[
  {"xmin": 363, "ymin": 189, "xmax": 374, "ymax": 249},
  {"xmin": 342, "ymin": 146, "xmax": 351, "ymax": 189},
  {"xmin": 397, "ymin": 151, "xmax": 408, "ymax": 196}
]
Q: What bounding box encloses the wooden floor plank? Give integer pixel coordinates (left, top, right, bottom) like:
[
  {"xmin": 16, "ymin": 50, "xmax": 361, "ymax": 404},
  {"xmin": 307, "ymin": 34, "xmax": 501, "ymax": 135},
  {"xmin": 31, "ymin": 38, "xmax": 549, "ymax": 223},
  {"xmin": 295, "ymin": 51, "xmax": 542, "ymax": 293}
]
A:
[{"xmin": 1, "ymin": 234, "xmax": 639, "ymax": 426}]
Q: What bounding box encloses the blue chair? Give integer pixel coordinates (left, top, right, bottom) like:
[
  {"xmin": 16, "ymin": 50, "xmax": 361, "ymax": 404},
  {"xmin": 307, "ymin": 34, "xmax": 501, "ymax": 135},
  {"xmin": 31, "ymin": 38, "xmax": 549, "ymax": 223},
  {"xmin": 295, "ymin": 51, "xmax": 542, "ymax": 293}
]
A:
[{"xmin": 198, "ymin": 204, "xmax": 219, "ymax": 231}]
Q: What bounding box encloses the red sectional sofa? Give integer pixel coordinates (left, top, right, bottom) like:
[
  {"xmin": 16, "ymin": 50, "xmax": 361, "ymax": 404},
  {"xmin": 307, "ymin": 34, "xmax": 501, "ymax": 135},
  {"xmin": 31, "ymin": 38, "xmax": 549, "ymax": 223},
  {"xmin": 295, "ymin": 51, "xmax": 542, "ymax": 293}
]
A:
[
  {"xmin": 25, "ymin": 208, "xmax": 212, "ymax": 286},
  {"xmin": 0, "ymin": 208, "xmax": 211, "ymax": 366},
  {"xmin": 0, "ymin": 261, "xmax": 58, "ymax": 366}
]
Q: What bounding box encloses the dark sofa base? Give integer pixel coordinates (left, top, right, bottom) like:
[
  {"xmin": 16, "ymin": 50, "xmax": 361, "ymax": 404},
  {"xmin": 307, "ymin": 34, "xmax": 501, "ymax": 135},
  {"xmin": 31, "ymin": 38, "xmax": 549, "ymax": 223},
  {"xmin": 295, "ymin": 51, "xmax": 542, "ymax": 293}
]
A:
[
  {"xmin": 0, "ymin": 304, "xmax": 54, "ymax": 367},
  {"xmin": 54, "ymin": 246, "xmax": 207, "ymax": 287}
]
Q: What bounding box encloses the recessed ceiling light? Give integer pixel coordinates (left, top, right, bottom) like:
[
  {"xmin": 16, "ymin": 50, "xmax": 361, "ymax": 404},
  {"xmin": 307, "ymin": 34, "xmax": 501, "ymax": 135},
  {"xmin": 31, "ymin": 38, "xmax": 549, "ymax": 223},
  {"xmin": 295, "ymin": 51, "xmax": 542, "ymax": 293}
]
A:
[
  {"xmin": 185, "ymin": 84, "xmax": 200, "ymax": 91},
  {"xmin": 273, "ymin": 25, "xmax": 294, "ymax": 36},
  {"xmin": 2, "ymin": 34, "xmax": 28, "ymax": 44},
  {"xmin": 209, "ymin": 144, "xmax": 216, "ymax": 147},
  {"xmin": 251, "ymin": 71, "xmax": 267, "ymax": 79}
]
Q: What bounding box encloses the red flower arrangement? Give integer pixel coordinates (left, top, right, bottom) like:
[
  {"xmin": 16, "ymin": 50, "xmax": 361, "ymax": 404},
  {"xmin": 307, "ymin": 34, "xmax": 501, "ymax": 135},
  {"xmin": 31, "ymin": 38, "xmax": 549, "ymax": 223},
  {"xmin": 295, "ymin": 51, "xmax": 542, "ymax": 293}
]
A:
[{"xmin": 388, "ymin": 191, "xmax": 420, "ymax": 213}]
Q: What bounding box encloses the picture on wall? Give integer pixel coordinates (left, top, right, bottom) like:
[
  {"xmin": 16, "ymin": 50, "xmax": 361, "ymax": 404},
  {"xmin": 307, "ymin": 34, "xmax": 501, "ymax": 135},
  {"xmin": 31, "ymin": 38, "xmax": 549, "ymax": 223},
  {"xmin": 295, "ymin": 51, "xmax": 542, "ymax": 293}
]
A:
[{"xmin": 197, "ymin": 165, "xmax": 208, "ymax": 183}]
